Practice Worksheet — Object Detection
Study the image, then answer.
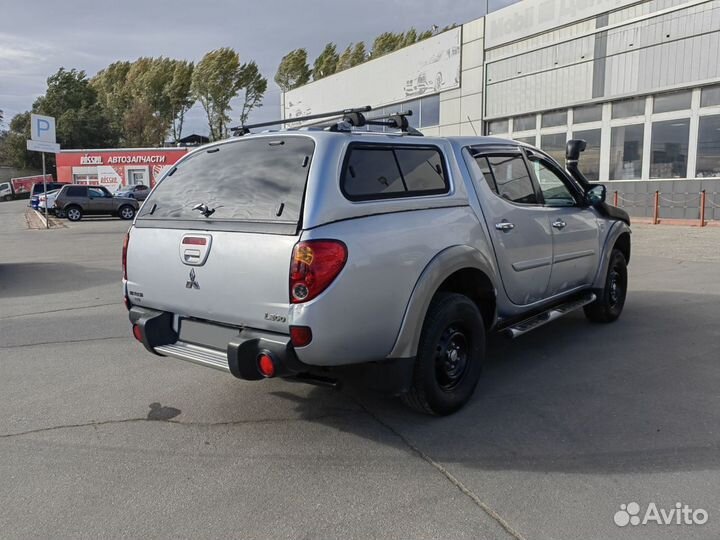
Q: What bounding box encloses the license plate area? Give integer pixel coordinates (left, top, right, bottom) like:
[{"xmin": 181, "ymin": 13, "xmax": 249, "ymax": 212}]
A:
[{"xmin": 179, "ymin": 319, "xmax": 241, "ymax": 351}]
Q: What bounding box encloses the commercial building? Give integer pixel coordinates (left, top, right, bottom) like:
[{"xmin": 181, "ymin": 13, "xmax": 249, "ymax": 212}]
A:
[
  {"xmin": 56, "ymin": 148, "xmax": 190, "ymax": 192},
  {"xmin": 284, "ymin": 0, "xmax": 720, "ymax": 220}
]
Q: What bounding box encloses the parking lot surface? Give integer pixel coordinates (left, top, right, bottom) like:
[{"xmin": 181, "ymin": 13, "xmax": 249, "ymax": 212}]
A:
[{"xmin": 1, "ymin": 199, "xmax": 719, "ymax": 539}]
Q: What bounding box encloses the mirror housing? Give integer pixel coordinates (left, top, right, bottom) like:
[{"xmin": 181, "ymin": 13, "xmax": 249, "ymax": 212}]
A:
[{"xmin": 585, "ymin": 184, "xmax": 606, "ymax": 207}]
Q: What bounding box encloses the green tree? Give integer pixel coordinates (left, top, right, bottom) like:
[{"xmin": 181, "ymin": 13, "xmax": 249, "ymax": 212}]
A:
[
  {"xmin": 349, "ymin": 42, "xmax": 367, "ymax": 67},
  {"xmin": 336, "ymin": 44, "xmax": 354, "ymax": 73},
  {"xmin": 370, "ymin": 32, "xmax": 403, "ymax": 59},
  {"xmin": 166, "ymin": 60, "xmax": 195, "ymax": 142},
  {"xmin": 34, "ymin": 68, "xmax": 117, "ymax": 150},
  {"xmin": 274, "ymin": 48, "xmax": 311, "ymax": 92},
  {"xmin": 402, "ymin": 28, "xmax": 418, "ymax": 47},
  {"xmin": 191, "ymin": 48, "xmax": 242, "ymax": 141},
  {"xmin": 91, "ymin": 61, "xmax": 132, "ymax": 136},
  {"xmin": 0, "ymin": 113, "xmax": 40, "ymax": 169},
  {"xmin": 237, "ymin": 61, "xmax": 267, "ymax": 126},
  {"xmin": 122, "ymin": 101, "xmax": 166, "ymax": 148},
  {"xmin": 417, "ymin": 29, "xmax": 433, "ymax": 41},
  {"xmin": 312, "ymin": 43, "xmax": 339, "ymax": 80}
]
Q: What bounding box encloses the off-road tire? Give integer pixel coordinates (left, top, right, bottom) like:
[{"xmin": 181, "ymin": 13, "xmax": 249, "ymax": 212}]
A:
[
  {"xmin": 402, "ymin": 293, "xmax": 485, "ymax": 416},
  {"xmin": 584, "ymin": 249, "xmax": 627, "ymax": 323}
]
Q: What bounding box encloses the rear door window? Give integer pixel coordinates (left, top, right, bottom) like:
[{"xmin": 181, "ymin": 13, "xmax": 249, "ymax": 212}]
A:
[
  {"xmin": 139, "ymin": 136, "xmax": 315, "ymax": 224},
  {"xmin": 342, "ymin": 144, "xmax": 448, "ymax": 200},
  {"xmin": 486, "ymin": 155, "xmax": 538, "ymax": 205},
  {"xmin": 66, "ymin": 186, "xmax": 86, "ymax": 197}
]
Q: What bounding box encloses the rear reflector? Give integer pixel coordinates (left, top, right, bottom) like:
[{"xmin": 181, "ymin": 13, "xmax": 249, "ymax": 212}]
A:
[
  {"xmin": 257, "ymin": 353, "xmax": 276, "ymax": 378},
  {"xmin": 182, "ymin": 237, "xmax": 207, "ymax": 246},
  {"xmin": 290, "ymin": 326, "xmax": 313, "ymax": 347},
  {"xmin": 122, "ymin": 231, "xmax": 130, "ymax": 280},
  {"xmin": 132, "ymin": 324, "xmax": 143, "ymax": 342}
]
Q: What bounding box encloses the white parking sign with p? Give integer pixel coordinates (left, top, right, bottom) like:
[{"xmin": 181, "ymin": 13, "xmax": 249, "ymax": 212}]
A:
[{"xmin": 30, "ymin": 114, "xmax": 56, "ymax": 143}]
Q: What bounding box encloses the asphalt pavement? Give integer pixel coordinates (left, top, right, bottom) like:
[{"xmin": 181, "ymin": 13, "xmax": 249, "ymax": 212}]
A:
[{"xmin": 1, "ymin": 198, "xmax": 719, "ymax": 539}]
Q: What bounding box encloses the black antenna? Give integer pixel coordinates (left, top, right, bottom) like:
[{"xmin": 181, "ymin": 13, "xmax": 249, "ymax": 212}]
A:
[{"xmin": 231, "ymin": 106, "xmax": 372, "ymax": 135}]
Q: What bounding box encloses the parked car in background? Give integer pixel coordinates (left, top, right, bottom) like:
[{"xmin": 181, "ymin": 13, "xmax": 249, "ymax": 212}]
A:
[
  {"xmin": 29, "ymin": 182, "xmax": 67, "ymax": 209},
  {"xmin": 37, "ymin": 190, "xmax": 60, "ymax": 214},
  {"xmin": 54, "ymin": 185, "xmax": 139, "ymax": 221},
  {"xmin": 115, "ymin": 184, "xmax": 150, "ymax": 201}
]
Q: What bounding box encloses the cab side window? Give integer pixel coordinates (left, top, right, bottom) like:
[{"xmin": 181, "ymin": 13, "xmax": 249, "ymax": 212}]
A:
[
  {"xmin": 486, "ymin": 155, "xmax": 538, "ymax": 205},
  {"xmin": 530, "ymin": 159, "xmax": 577, "ymax": 207}
]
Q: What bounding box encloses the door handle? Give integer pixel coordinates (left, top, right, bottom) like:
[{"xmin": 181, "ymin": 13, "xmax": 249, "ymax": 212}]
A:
[
  {"xmin": 495, "ymin": 221, "xmax": 515, "ymax": 232},
  {"xmin": 552, "ymin": 219, "xmax": 567, "ymax": 230}
]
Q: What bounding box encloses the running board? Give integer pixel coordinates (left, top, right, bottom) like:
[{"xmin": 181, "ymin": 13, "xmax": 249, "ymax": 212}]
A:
[{"xmin": 504, "ymin": 293, "xmax": 596, "ymax": 339}]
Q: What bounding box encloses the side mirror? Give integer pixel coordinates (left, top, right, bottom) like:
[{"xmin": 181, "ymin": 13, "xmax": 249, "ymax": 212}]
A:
[{"xmin": 585, "ymin": 184, "xmax": 606, "ymax": 207}]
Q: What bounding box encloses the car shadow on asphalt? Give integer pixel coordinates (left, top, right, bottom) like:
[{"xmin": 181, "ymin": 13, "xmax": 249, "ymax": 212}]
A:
[
  {"xmin": 271, "ymin": 290, "xmax": 720, "ymax": 476},
  {"xmin": 0, "ymin": 262, "xmax": 119, "ymax": 298}
]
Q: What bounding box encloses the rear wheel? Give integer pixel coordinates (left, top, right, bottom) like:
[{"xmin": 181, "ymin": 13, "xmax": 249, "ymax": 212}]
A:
[
  {"xmin": 66, "ymin": 206, "xmax": 82, "ymax": 221},
  {"xmin": 584, "ymin": 249, "xmax": 627, "ymax": 323},
  {"xmin": 119, "ymin": 205, "xmax": 136, "ymax": 220},
  {"xmin": 402, "ymin": 293, "xmax": 485, "ymax": 416}
]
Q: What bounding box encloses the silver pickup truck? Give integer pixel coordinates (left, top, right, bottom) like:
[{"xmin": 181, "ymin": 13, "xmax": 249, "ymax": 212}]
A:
[{"xmin": 123, "ymin": 109, "xmax": 630, "ymax": 415}]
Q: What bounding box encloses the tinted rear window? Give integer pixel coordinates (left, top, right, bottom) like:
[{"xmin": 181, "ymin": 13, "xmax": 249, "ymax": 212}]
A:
[
  {"xmin": 342, "ymin": 144, "xmax": 448, "ymax": 200},
  {"xmin": 140, "ymin": 136, "xmax": 314, "ymax": 222},
  {"xmin": 65, "ymin": 186, "xmax": 86, "ymax": 197}
]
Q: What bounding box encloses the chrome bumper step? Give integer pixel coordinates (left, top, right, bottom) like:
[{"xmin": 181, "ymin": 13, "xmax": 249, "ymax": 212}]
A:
[
  {"xmin": 504, "ymin": 293, "xmax": 597, "ymax": 339},
  {"xmin": 154, "ymin": 342, "xmax": 230, "ymax": 372}
]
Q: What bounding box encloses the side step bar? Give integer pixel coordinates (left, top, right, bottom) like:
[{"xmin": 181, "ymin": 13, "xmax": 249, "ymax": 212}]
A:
[
  {"xmin": 155, "ymin": 342, "xmax": 230, "ymax": 372},
  {"xmin": 504, "ymin": 293, "xmax": 596, "ymax": 339}
]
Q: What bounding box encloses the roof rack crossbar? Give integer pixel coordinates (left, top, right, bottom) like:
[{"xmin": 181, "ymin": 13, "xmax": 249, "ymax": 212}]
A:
[{"xmin": 231, "ymin": 106, "xmax": 372, "ymax": 135}]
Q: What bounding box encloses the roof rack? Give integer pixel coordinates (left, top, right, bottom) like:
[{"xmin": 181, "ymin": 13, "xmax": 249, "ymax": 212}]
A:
[{"xmin": 230, "ymin": 106, "xmax": 423, "ymax": 137}]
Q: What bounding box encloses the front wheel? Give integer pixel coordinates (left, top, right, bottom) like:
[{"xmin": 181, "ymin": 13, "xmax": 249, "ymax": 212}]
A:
[
  {"xmin": 402, "ymin": 293, "xmax": 485, "ymax": 416},
  {"xmin": 66, "ymin": 206, "xmax": 83, "ymax": 221},
  {"xmin": 584, "ymin": 249, "xmax": 628, "ymax": 323},
  {"xmin": 119, "ymin": 205, "xmax": 136, "ymax": 220}
]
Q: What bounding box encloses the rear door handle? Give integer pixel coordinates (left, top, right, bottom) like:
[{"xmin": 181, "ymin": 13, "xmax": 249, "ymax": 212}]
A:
[
  {"xmin": 552, "ymin": 219, "xmax": 567, "ymax": 230},
  {"xmin": 495, "ymin": 221, "xmax": 515, "ymax": 232}
]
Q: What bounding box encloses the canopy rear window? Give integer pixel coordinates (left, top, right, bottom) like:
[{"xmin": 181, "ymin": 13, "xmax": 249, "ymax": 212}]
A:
[{"xmin": 139, "ymin": 136, "xmax": 314, "ymax": 225}]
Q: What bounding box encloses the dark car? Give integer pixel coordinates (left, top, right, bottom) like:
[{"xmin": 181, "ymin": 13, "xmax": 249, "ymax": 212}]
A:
[
  {"xmin": 115, "ymin": 184, "xmax": 150, "ymax": 201},
  {"xmin": 29, "ymin": 182, "xmax": 68, "ymax": 209},
  {"xmin": 54, "ymin": 185, "xmax": 139, "ymax": 221}
]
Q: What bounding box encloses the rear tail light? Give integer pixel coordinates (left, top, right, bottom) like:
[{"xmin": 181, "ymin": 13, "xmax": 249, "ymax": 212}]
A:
[
  {"xmin": 290, "ymin": 326, "xmax": 313, "ymax": 347},
  {"xmin": 132, "ymin": 324, "xmax": 143, "ymax": 342},
  {"xmin": 290, "ymin": 240, "xmax": 347, "ymax": 303},
  {"xmin": 257, "ymin": 353, "xmax": 276, "ymax": 378},
  {"xmin": 122, "ymin": 230, "xmax": 130, "ymax": 280}
]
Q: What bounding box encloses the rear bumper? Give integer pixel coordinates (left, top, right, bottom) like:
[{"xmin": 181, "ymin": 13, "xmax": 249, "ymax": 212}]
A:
[
  {"xmin": 128, "ymin": 306, "xmax": 414, "ymax": 394},
  {"xmin": 129, "ymin": 306, "xmax": 307, "ymax": 380}
]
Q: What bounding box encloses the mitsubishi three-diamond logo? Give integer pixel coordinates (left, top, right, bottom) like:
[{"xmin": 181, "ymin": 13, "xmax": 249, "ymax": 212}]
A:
[{"xmin": 186, "ymin": 268, "xmax": 200, "ymax": 289}]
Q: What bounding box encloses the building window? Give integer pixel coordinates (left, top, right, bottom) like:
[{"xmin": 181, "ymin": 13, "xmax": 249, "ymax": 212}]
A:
[
  {"xmin": 403, "ymin": 100, "xmax": 420, "ymax": 129},
  {"xmin": 487, "ymin": 119, "xmax": 509, "ymax": 135},
  {"xmin": 653, "ymin": 91, "xmax": 692, "ymax": 114},
  {"xmin": 701, "ymin": 85, "xmax": 720, "ymax": 108},
  {"xmin": 696, "ymin": 115, "xmax": 720, "ymax": 177},
  {"xmin": 612, "ymin": 97, "xmax": 645, "ymax": 119},
  {"xmin": 514, "ymin": 135, "xmax": 536, "ymax": 146},
  {"xmin": 420, "ymin": 95, "xmax": 440, "ymax": 127},
  {"xmin": 650, "ymin": 119, "xmax": 689, "ymax": 178},
  {"xmin": 573, "ymin": 104, "xmax": 602, "ymax": 124},
  {"xmin": 573, "ymin": 128, "xmax": 601, "ymax": 182},
  {"xmin": 513, "ymin": 114, "xmax": 536, "ymax": 132},
  {"xmin": 540, "ymin": 132, "xmax": 567, "ymax": 165},
  {"xmin": 541, "ymin": 110, "xmax": 567, "ymax": 128},
  {"xmin": 610, "ymin": 124, "xmax": 644, "ymax": 180}
]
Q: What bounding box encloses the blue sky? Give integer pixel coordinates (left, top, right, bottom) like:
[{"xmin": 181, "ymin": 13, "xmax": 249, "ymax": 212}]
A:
[{"xmin": 0, "ymin": 0, "xmax": 518, "ymax": 136}]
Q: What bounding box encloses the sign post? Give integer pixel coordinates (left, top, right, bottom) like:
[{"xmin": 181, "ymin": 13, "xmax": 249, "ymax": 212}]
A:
[{"xmin": 27, "ymin": 114, "xmax": 60, "ymax": 229}]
